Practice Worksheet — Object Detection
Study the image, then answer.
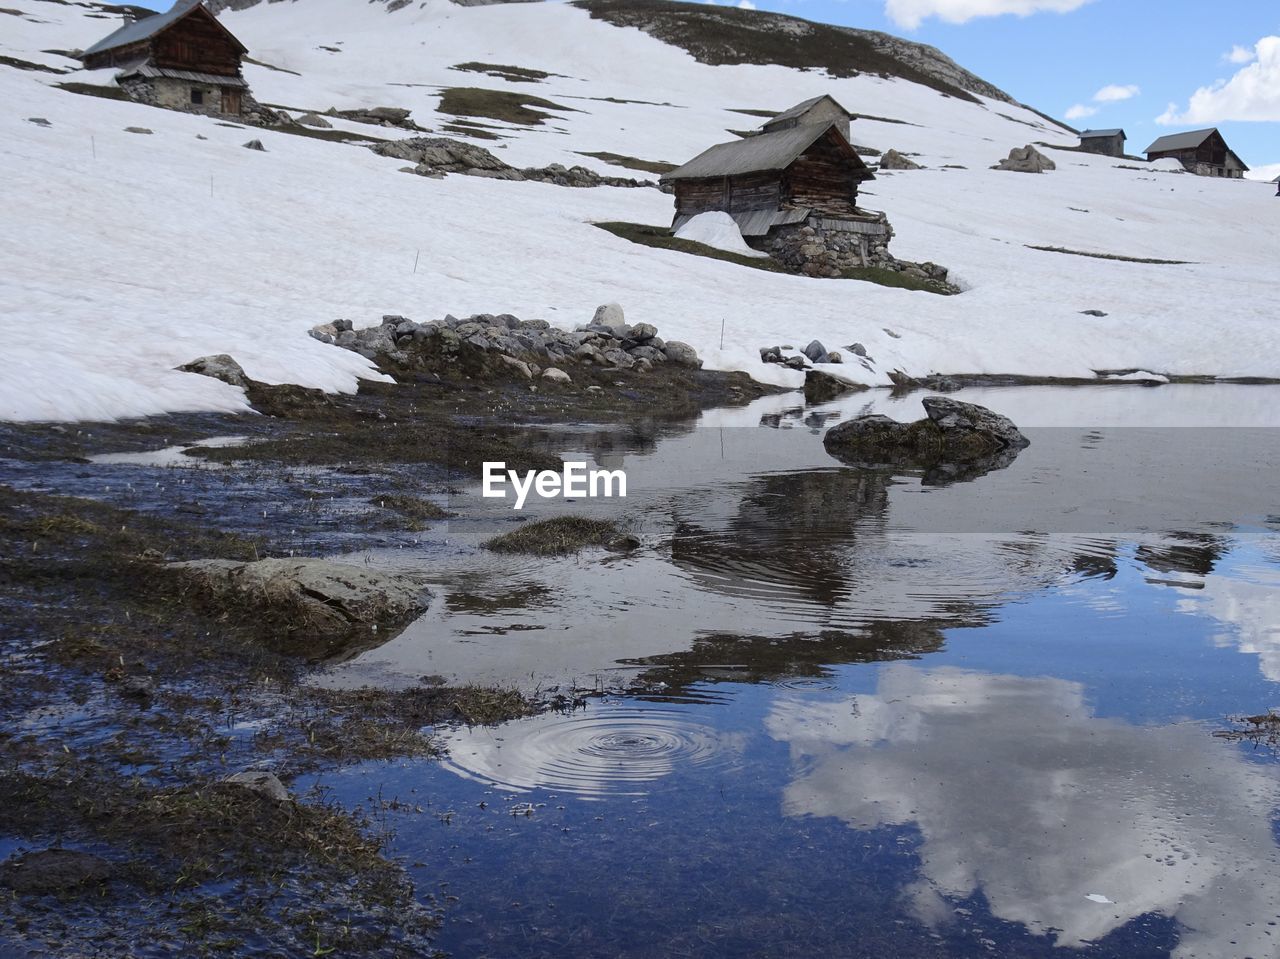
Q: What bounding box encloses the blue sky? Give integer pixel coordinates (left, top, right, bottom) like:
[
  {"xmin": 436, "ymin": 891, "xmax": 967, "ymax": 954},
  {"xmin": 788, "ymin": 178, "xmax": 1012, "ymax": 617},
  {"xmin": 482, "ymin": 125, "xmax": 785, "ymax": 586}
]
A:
[{"xmin": 726, "ymin": 0, "xmax": 1279, "ymax": 170}]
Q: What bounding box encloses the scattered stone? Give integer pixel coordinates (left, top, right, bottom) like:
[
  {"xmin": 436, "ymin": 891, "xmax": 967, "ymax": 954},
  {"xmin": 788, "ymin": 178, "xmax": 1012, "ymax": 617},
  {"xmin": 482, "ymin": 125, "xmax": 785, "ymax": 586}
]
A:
[
  {"xmin": 328, "ymin": 105, "xmax": 418, "ymax": 129},
  {"xmin": 542, "ymin": 367, "xmax": 571, "ymax": 383},
  {"xmin": 1081, "ymin": 309, "xmax": 1108, "ymax": 317},
  {"xmin": 993, "ymin": 144, "xmax": 1055, "ymax": 174},
  {"xmin": 27, "ymin": 117, "xmax": 51, "ymax": 127},
  {"xmin": 497, "ymin": 354, "xmax": 533, "ymax": 379},
  {"xmin": 804, "ymin": 369, "xmax": 868, "ymax": 404},
  {"xmin": 124, "ymin": 126, "xmax": 152, "ymax": 134},
  {"xmin": 118, "ymin": 675, "xmax": 155, "ymax": 701},
  {"xmin": 826, "ymin": 351, "xmax": 843, "ymax": 364},
  {"xmin": 223, "ymin": 771, "xmax": 290, "ymax": 804},
  {"xmin": 0, "ymin": 849, "xmax": 114, "ymax": 895},
  {"xmin": 879, "ymin": 149, "xmax": 921, "ymax": 170},
  {"xmin": 167, "ymin": 558, "xmax": 432, "ymax": 636},
  {"xmin": 803, "ymin": 340, "xmax": 828, "ymax": 363},
  {"xmin": 243, "ymin": 138, "xmax": 266, "ymax": 151},
  {"xmin": 372, "ymin": 136, "xmax": 652, "ymax": 189},
  {"xmin": 177, "ymin": 354, "xmax": 249, "ymax": 389},
  {"xmin": 295, "ymin": 111, "xmax": 333, "ymax": 128},
  {"xmin": 782, "ymin": 355, "xmax": 809, "ymax": 371},
  {"xmin": 848, "ymin": 343, "xmax": 869, "ymax": 357}
]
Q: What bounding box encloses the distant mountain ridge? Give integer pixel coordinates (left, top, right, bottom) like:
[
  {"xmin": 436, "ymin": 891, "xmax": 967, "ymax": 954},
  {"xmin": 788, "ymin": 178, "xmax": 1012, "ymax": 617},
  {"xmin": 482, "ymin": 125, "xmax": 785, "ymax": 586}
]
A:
[{"xmin": 201, "ymin": 0, "xmax": 1019, "ymax": 109}]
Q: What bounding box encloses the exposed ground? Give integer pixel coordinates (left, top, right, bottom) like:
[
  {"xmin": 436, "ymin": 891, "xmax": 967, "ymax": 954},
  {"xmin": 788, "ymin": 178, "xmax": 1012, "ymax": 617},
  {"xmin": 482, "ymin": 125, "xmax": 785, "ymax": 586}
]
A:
[{"xmin": 0, "ymin": 335, "xmax": 775, "ymax": 956}]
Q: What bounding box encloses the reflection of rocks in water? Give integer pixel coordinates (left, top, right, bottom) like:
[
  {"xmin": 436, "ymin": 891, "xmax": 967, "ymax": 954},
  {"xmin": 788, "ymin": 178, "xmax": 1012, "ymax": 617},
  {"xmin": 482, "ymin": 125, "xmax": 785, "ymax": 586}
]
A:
[
  {"xmin": 824, "ymin": 397, "xmax": 1029, "ymax": 486},
  {"xmin": 1136, "ymin": 530, "xmax": 1229, "ymax": 579},
  {"xmin": 621, "ymin": 621, "xmax": 954, "ymax": 692},
  {"xmin": 767, "ymin": 666, "xmax": 1280, "ymax": 959},
  {"xmin": 760, "ymin": 406, "xmax": 867, "ymax": 431},
  {"xmin": 670, "ymin": 469, "xmax": 891, "ymax": 608},
  {"xmin": 444, "ymin": 583, "xmax": 554, "ymax": 615}
]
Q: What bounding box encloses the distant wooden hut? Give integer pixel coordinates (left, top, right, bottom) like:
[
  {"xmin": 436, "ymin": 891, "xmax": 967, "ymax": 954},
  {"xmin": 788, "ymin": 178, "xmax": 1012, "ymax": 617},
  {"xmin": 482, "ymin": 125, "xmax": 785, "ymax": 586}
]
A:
[
  {"xmin": 661, "ymin": 96, "xmax": 890, "ymax": 274},
  {"xmin": 1144, "ymin": 128, "xmax": 1249, "ymax": 179},
  {"xmin": 1078, "ymin": 128, "xmax": 1126, "ymax": 157},
  {"xmin": 80, "ymin": 0, "xmax": 250, "ymax": 117}
]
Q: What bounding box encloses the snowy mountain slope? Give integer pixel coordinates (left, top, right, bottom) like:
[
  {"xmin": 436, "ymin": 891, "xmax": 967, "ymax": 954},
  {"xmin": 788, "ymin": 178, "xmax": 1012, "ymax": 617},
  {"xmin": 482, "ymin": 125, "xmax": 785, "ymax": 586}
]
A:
[{"xmin": 0, "ymin": 0, "xmax": 1276, "ymax": 422}]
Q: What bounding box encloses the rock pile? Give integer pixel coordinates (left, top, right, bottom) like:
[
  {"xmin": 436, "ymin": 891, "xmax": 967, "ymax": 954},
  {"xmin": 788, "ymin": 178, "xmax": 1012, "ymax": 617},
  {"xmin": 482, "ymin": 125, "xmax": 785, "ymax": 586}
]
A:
[
  {"xmin": 371, "ymin": 136, "xmax": 655, "ymax": 188},
  {"xmin": 993, "ymin": 144, "xmax": 1056, "ymax": 173},
  {"xmin": 310, "ymin": 304, "xmax": 702, "ymax": 378},
  {"xmin": 326, "ymin": 105, "xmax": 423, "ymax": 130},
  {"xmin": 759, "ymin": 339, "xmax": 844, "ymax": 370}
]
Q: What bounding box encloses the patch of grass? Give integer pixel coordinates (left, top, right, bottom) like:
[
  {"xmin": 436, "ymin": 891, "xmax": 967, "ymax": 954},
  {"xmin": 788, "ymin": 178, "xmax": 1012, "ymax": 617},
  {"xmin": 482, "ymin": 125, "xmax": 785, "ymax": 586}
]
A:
[
  {"xmin": 370, "ymin": 494, "xmax": 454, "ymax": 525},
  {"xmin": 272, "ymin": 123, "xmax": 388, "ymax": 145},
  {"xmin": 727, "ymin": 107, "xmax": 778, "ymax": 118},
  {"xmin": 484, "ymin": 516, "xmax": 628, "ymax": 556},
  {"xmin": 595, "ymin": 220, "xmax": 790, "ymax": 273},
  {"xmin": 1026, "ymin": 244, "xmax": 1193, "ymax": 265},
  {"xmin": 437, "ymin": 86, "xmax": 575, "ymax": 126},
  {"xmin": 0, "ymin": 53, "xmax": 67, "ymax": 73},
  {"xmin": 442, "ymin": 121, "xmax": 506, "ymax": 141},
  {"xmin": 55, "ymin": 80, "xmax": 129, "ymax": 101},
  {"xmin": 243, "ymin": 55, "xmax": 301, "ymax": 76},
  {"xmin": 451, "ymin": 61, "xmax": 558, "ymax": 83},
  {"xmin": 596, "ymin": 221, "xmax": 954, "ymax": 293},
  {"xmin": 576, "ymin": 150, "xmax": 677, "ymax": 175}
]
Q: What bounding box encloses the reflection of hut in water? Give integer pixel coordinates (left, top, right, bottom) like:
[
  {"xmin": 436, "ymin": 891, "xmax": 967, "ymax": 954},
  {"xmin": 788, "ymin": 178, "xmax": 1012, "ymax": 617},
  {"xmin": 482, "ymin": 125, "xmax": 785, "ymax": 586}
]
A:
[
  {"xmin": 670, "ymin": 469, "xmax": 891, "ymax": 608},
  {"xmin": 1136, "ymin": 531, "xmax": 1228, "ymax": 580}
]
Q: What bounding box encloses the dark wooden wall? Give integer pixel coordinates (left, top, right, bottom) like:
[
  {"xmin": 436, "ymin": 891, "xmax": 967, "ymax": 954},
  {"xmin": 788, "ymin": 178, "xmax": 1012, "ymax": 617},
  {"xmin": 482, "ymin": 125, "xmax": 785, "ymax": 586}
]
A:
[
  {"xmin": 1080, "ymin": 134, "xmax": 1124, "ymax": 157},
  {"xmin": 782, "ymin": 137, "xmax": 862, "ymax": 214},
  {"xmin": 673, "ymin": 174, "xmax": 782, "ymax": 217},
  {"xmin": 151, "ymin": 12, "xmax": 243, "ymax": 76}
]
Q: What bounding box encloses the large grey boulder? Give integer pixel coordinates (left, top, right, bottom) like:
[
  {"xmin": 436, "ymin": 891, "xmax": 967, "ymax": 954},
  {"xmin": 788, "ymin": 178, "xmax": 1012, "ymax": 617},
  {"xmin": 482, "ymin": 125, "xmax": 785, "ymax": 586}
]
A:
[
  {"xmin": 177, "ymin": 354, "xmax": 249, "ymax": 388},
  {"xmin": 823, "ymin": 396, "xmax": 1029, "ymax": 484},
  {"xmin": 168, "ymin": 558, "xmax": 432, "ymax": 635},
  {"xmin": 993, "ymin": 144, "xmax": 1055, "ymax": 173},
  {"xmin": 223, "ymin": 771, "xmax": 290, "ymax": 804},
  {"xmin": 664, "ymin": 341, "xmax": 702, "ymax": 368},
  {"xmin": 879, "ymin": 149, "xmax": 922, "ymax": 170},
  {"xmin": 803, "ymin": 339, "xmax": 828, "ymax": 362},
  {"xmin": 295, "ymin": 112, "xmax": 332, "ymax": 128},
  {"xmin": 592, "ymin": 303, "xmax": 625, "ymax": 329}
]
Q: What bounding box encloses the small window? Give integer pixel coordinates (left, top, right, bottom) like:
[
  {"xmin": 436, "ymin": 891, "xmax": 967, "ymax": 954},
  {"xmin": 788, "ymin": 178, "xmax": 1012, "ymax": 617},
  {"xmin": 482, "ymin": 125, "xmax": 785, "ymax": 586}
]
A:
[{"xmin": 190, "ymin": 89, "xmax": 204, "ymax": 106}]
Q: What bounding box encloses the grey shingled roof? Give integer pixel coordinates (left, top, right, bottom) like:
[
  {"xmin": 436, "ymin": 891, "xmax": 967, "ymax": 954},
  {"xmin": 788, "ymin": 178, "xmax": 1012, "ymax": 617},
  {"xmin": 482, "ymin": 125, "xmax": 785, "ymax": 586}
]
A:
[
  {"xmin": 764, "ymin": 94, "xmax": 849, "ymax": 127},
  {"xmin": 83, "ymin": 0, "xmax": 243, "ymax": 57},
  {"xmin": 1144, "ymin": 128, "xmax": 1219, "ymax": 154},
  {"xmin": 1080, "ymin": 128, "xmax": 1126, "ymax": 139},
  {"xmin": 118, "ymin": 60, "xmax": 248, "ymax": 86},
  {"xmin": 662, "ymin": 121, "xmax": 870, "ymax": 181}
]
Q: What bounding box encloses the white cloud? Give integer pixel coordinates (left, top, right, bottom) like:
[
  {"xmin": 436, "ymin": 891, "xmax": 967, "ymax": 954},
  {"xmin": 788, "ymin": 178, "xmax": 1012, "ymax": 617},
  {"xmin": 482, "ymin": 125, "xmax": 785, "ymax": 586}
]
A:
[
  {"xmin": 1159, "ymin": 36, "xmax": 1280, "ymax": 124},
  {"xmin": 1244, "ymin": 161, "xmax": 1280, "ymax": 183},
  {"xmin": 1225, "ymin": 44, "xmax": 1257, "ymax": 65},
  {"xmin": 1093, "ymin": 83, "xmax": 1139, "ymax": 102},
  {"xmin": 883, "ymin": 0, "xmax": 1092, "ymax": 30},
  {"xmin": 738, "ymin": 0, "xmax": 757, "ymax": 7},
  {"xmin": 1064, "ymin": 103, "xmax": 1097, "ymax": 120}
]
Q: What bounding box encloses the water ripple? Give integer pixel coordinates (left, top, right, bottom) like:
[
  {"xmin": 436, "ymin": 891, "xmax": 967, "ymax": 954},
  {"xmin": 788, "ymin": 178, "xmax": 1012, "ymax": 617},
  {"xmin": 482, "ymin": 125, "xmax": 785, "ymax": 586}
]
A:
[{"xmin": 436, "ymin": 705, "xmax": 739, "ymax": 798}]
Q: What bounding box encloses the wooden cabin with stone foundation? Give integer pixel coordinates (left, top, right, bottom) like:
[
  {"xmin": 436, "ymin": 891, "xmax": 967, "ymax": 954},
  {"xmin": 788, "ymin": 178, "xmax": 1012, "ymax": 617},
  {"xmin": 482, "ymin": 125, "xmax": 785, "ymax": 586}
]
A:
[
  {"xmin": 1144, "ymin": 128, "xmax": 1249, "ymax": 179},
  {"xmin": 661, "ymin": 96, "xmax": 901, "ymax": 278},
  {"xmin": 80, "ymin": 0, "xmax": 252, "ymax": 118}
]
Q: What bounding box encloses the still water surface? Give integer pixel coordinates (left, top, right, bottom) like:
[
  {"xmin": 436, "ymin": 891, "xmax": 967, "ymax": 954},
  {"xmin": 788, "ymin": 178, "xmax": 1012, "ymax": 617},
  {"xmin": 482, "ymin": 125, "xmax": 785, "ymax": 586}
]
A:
[{"xmin": 311, "ymin": 387, "xmax": 1280, "ymax": 958}]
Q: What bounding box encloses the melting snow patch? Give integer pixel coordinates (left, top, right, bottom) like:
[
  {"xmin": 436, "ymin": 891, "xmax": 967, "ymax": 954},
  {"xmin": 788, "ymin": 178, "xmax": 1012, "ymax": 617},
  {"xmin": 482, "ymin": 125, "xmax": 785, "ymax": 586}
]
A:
[
  {"xmin": 674, "ymin": 212, "xmax": 770, "ymax": 259},
  {"xmin": 1085, "ymin": 893, "xmax": 1114, "ymax": 904}
]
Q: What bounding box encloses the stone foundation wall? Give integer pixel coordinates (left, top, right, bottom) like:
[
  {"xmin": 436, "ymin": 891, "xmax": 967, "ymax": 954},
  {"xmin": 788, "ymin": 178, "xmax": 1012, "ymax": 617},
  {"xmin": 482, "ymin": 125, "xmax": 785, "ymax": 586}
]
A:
[
  {"xmin": 117, "ymin": 77, "xmax": 283, "ymax": 125},
  {"xmin": 753, "ymin": 214, "xmax": 952, "ymax": 286}
]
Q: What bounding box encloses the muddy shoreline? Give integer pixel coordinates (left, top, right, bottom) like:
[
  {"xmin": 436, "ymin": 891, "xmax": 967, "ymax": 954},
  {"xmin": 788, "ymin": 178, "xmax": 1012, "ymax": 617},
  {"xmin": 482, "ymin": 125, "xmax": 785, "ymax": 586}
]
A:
[{"xmin": 0, "ymin": 340, "xmax": 776, "ymax": 957}]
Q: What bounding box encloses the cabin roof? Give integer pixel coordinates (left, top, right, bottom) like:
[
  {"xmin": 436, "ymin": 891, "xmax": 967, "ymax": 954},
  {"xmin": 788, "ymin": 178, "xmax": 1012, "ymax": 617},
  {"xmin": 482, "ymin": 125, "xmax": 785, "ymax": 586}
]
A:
[
  {"xmin": 83, "ymin": 0, "xmax": 246, "ymax": 58},
  {"xmin": 117, "ymin": 59, "xmax": 249, "ymax": 86},
  {"xmin": 1080, "ymin": 128, "xmax": 1126, "ymax": 139},
  {"xmin": 1144, "ymin": 128, "xmax": 1220, "ymax": 153},
  {"xmin": 764, "ymin": 94, "xmax": 850, "ymax": 128},
  {"xmin": 662, "ymin": 121, "xmax": 872, "ymax": 181}
]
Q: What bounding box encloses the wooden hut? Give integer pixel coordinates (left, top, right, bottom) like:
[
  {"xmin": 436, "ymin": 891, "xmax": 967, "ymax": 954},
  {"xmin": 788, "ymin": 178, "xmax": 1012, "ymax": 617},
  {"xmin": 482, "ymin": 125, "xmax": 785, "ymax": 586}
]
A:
[
  {"xmin": 1144, "ymin": 129, "xmax": 1249, "ymax": 179},
  {"xmin": 80, "ymin": 0, "xmax": 250, "ymax": 117},
  {"xmin": 661, "ymin": 96, "xmax": 890, "ymax": 273},
  {"xmin": 1078, "ymin": 128, "xmax": 1126, "ymax": 158}
]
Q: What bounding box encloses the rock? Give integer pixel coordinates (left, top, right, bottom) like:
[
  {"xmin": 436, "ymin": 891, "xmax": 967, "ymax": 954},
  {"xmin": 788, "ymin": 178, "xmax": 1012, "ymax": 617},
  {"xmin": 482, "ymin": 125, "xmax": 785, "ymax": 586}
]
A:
[
  {"xmin": 1080, "ymin": 309, "xmax": 1108, "ymax": 317},
  {"xmin": 542, "ymin": 368, "xmax": 571, "ymax": 384},
  {"xmin": 848, "ymin": 342, "xmax": 868, "ymax": 358},
  {"xmin": 118, "ymin": 675, "xmax": 155, "ymax": 701},
  {"xmin": 27, "ymin": 117, "xmax": 51, "ymax": 127},
  {"xmin": 223, "ymin": 771, "xmax": 290, "ymax": 804},
  {"xmin": 167, "ymin": 558, "xmax": 432, "ymax": 635},
  {"xmin": 243, "ymin": 139, "xmax": 266, "ymax": 151},
  {"xmin": 879, "ymin": 149, "xmax": 922, "ymax": 170},
  {"xmin": 823, "ymin": 397, "xmax": 1029, "ymax": 484},
  {"xmin": 0, "ymin": 849, "xmax": 114, "ymax": 895},
  {"xmin": 803, "ymin": 340, "xmax": 828, "ymax": 362},
  {"xmin": 993, "ymin": 144, "xmax": 1055, "ymax": 173},
  {"xmin": 497, "ymin": 354, "xmax": 533, "ymax": 380},
  {"xmin": 124, "ymin": 126, "xmax": 153, "ymax": 134},
  {"xmin": 295, "ymin": 112, "xmax": 332, "ymax": 128},
  {"xmin": 782, "ymin": 355, "xmax": 809, "ymax": 371},
  {"xmin": 601, "ymin": 349, "xmax": 635, "ymax": 370},
  {"xmin": 177, "ymin": 354, "xmax": 249, "ymax": 388},
  {"xmin": 574, "ymin": 344, "xmax": 605, "ymax": 365},
  {"xmin": 592, "ymin": 303, "xmax": 625, "ymax": 329},
  {"xmin": 629, "ymin": 345, "xmax": 665, "ymax": 363},
  {"xmin": 804, "ymin": 369, "xmax": 867, "ymax": 403},
  {"xmin": 629, "ymin": 322, "xmax": 657, "ymax": 342},
  {"xmin": 826, "ymin": 351, "xmax": 843, "ymax": 364},
  {"xmin": 663, "ymin": 341, "xmax": 702, "ymax": 369}
]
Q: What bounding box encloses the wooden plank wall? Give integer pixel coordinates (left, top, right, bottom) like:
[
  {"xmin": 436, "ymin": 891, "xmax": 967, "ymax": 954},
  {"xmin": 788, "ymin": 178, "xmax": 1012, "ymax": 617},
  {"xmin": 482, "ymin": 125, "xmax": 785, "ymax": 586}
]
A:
[{"xmin": 151, "ymin": 13, "xmax": 243, "ymax": 76}]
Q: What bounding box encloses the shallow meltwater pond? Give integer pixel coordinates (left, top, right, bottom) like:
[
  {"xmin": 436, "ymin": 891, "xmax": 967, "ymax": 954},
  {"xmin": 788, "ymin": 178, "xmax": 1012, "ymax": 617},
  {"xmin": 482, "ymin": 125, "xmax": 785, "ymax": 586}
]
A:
[{"xmin": 309, "ymin": 386, "xmax": 1280, "ymax": 958}]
